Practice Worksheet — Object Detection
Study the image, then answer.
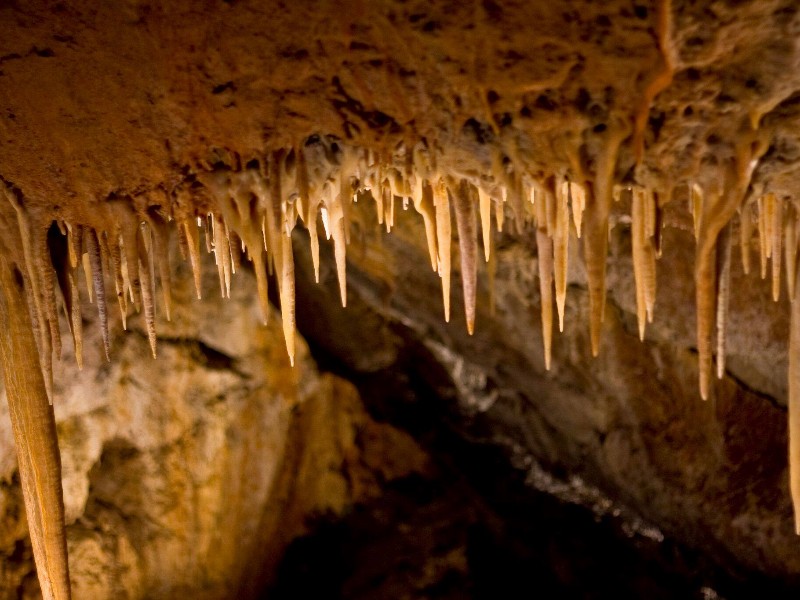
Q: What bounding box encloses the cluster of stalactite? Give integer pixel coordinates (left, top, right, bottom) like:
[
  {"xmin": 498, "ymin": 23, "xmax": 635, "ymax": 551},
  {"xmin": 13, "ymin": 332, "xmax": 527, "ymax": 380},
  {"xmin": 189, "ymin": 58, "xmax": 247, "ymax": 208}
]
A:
[{"xmin": 1, "ymin": 132, "xmax": 800, "ymax": 599}]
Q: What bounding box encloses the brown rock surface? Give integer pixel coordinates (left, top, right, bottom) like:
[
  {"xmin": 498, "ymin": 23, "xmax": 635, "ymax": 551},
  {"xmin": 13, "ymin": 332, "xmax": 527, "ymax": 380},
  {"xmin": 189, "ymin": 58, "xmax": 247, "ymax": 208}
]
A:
[{"xmin": 1, "ymin": 0, "xmax": 800, "ymax": 212}]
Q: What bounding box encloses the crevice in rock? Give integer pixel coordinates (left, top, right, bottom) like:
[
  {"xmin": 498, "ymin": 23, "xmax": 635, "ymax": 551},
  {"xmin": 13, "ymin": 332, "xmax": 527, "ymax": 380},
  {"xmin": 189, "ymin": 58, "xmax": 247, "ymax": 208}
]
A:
[{"xmin": 128, "ymin": 330, "xmax": 248, "ymax": 378}]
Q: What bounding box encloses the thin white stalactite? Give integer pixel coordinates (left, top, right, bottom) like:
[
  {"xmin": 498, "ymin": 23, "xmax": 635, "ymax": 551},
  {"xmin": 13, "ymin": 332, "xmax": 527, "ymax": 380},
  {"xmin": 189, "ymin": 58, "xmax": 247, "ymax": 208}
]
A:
[
  {"xmin": 433, "ymin": 178, "xmax": 452, "ymax": 322},
  {"xmin": 554, "ymin": 181, "xmax": 569, "ymax": 332},
  {"xmin": 715, "ymin": 223, "xmax": 732, "ymax": 380}
]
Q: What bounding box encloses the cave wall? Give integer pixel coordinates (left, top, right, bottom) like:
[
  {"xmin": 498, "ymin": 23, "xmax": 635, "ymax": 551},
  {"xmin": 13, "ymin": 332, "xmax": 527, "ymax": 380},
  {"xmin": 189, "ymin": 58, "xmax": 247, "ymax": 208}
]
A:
[
  {"xmin": 0, "ymin": 259, "xmax": 428, "ymax": 599},
  {"xmin": 291, "ymin": 201, "xmax": 800, "ymax": 584}
]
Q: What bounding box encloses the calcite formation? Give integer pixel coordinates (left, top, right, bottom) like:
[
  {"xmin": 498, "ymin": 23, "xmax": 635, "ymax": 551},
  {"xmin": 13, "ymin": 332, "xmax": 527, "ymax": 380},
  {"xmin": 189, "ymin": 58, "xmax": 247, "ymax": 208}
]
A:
[{"xmin": 2, "ymin": 0, "xmax": 800, "ymax": 596}]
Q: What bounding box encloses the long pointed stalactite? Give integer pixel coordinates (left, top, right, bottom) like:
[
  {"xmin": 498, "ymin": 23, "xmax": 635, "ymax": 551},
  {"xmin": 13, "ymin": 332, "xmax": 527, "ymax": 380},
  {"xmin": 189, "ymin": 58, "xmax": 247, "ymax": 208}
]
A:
[
  {"xmin": 696, "ymin": 131, "xmax": 766, "ymax": 401},
  {"xmin": 579, "ymin": 126, "xmax": 629, "ymax": 357},
  {"xmin": 0, "ymin": 257, "xmax": 70, "ymax": 600},
  {"xmin": 433, "ymin": 178, "xmax": 452, "ymax": 322},
  {"xmin": 715, "ymin": 223, "xmax": 733, "ymax": 380},
  {"xmin": 553, "ymin": 180, "xmax": 570, "ymax": 333},
  {"xmin": 453, "ymin": 180, "xmax": 478, "ymax": 335},
  {"xmin": 535, "ymin": 183, "xmax": 555, "ymax": 371},
  {"xmin": 631, "ymin": 187, "xmax": 658, "ymax": 341}
]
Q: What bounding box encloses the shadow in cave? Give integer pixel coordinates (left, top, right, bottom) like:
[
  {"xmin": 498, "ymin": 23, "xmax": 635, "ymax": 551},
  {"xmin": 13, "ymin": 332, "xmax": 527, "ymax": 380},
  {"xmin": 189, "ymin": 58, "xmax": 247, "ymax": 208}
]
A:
[{"xmin": 259, "ymin": 234, "xmax": 800, "ymax": 600}]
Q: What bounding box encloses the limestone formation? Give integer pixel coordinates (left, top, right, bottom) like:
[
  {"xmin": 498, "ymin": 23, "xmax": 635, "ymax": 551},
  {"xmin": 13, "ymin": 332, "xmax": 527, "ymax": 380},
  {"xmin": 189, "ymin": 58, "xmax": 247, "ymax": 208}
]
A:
[{"xmin": 2, "ymin": 0, "xmax": 800, "ymax": 595}]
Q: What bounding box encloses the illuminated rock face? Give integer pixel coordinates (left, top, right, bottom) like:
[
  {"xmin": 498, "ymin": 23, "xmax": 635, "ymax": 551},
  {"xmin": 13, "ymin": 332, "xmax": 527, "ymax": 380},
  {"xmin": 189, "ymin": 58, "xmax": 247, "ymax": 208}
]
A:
[
  {"xmin": 0, "ymin": 262, "xmax": 430, "ymax": 598},
  {"xmin": 2, "ymin": 0, "xmax": 800, "ymax": 597}
]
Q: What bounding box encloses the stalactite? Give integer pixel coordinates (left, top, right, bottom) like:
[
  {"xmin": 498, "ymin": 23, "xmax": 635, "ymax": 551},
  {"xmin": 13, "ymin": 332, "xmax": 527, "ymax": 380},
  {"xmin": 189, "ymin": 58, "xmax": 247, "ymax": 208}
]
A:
[
  {"xmin": 107, "ymin": 233, "xmax": 128, "ymax": 329},
  {"xmin": 82, "ymin": 252, "xmax": 93, "ymax": 304},
  {"xmin": 632, "ymin": 189, "xmax": 646, "ymax": 340},
  {"xmin": 479, "ymin": 186, "xmax": 492, "ymax": 262},
  {"xmin": 86, "ymin": 230, "xmax": 110, "ymax": 361},
  {"xmin": 643, "ymin": 191, "xmax": 657, "ymax": 322},
  {"xmin": 282, "ymin": 156, "xmax": 300, "ymax": 238},
  {"xmin": 696, "ymin": 196, "xmax": 718, "ymax": 401},
  {"xmin": 181, "ymin": 218, "xmax": 203, "ymax": 300},
  {"xmin": 715, "ymin": 223, "xmax": 732, "ymax": 380},
  {"xmin": 177, "ymin": 220, "xmax": 189, "ymax": 262},
  {"xmin": 536, "ymin": 182, "xmax": 554, "ymax": 370},
  {"xmin": 68, "ymin": 272, "xmax": 83, "ymax": 370},
  {"xmin": 0, "ymin": 256, "xmax": 71, "ymax": 600},
  {"xmin": 433, "ymin": 178, "xmax": 452, "ymax": 322},
  {"xmin": 35, "ymin": 228, "xmax": 61, "ymax": 360},
  {"xmin": 227, "ymin": 174, "xmax": 270, "ymax": 325},
  {"xmin": 759, "ymin": 194, "xmax": 771, "ymax": 279},
  {"xmin": 50, "ymin": 226, "xmax": 83, "ymax": 369},
  {"xmin": 280, "ymin": 232, "xmax": 296, "ymax": 365},
  {"xmin": 582, "ymin": 128, "xmax": 626, "ymax": 356},
  {"xmin": 570, "ymin": 183, "xmax": 585, "ymax": 239},
  {"xmin": 495, "ymin": 190, "xmax": 505, "ymax": 233},
  {"xmin": 453, "ymin": 180, "xmax": 478, "ymax": 335},
  {"xmin": 341, "ymin": 166, "xmax": 354, "ymax": 247},
  {"xmin": 491, "ymin": 152, "xmax": 507, "ymax": 221},
  {"xmin": 204, "ymin": 214, "xmax": 214, "ymax": 255},
  {"xmin": 375, "ymin": 166, "xmax": 385, "ymax": 227},
  {"xmin": 695, "ymin": 132, "xmax": 764, "ymax": 400},
  {"xmin": 7, "ymin": 194, "xmax": 54, "ymax": 398},
  {"xmin": 210, "ymin": 214, "xmax": 228, "ymax": 298},
  {"xmin": 98, "ymin": 229, "xmax": 113, "ymax": 281},
  {"xmin": 265, "ymin": 151, "xmax": 300, "ymax": 356},
  {"xmin": 296, "ymin": 146, "xmax": 322, "ymax": 286},
  {"xmin": 326, "ymin": 177, "xmax": 349, "ymax": 308},
  {"xmin": 111, "ymin": 203, "xmax": 143, "ymax": 313},
  {"xmin": 280, "ymin": 152, "xmax": 298, "ymax": 363},
  {"xmin": 66, "ymin": 223, "xmax": 81, "ymax": 270},
  {"xmin": 136, "ymin": 224, "xmax": 158, "ymax": 359},
  {"xmin": 387, "ymin": 185, "xmax": 396, "ymax": 232},
  {"xmin": 631, "ymin": 188, "xmax": 657, "ymax": 340},
  {"xmin": 416, "ymin": 182, "xmax": 439, "ymax": 271},
  {"xmin": 554, "ymin": 181, "xmax": 569, "ymax": 332},
  {"xmin": 308, "ymin": 208, "xmax": 321, "ymax": 284},
  {"xmin": 4, "ymin": 135, "xmax": 776, "ymax": 403}
]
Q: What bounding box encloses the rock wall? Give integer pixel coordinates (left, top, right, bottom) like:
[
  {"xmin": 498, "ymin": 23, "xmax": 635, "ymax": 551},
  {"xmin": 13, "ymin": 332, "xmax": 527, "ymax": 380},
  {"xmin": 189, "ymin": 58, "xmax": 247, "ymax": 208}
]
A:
[
  {"xmin": 0, "ymin": 258, "xmax": 428, "ymax": 599},
  {"xmin": 291, "ymin": 200, "xmax": 800, "ymax": 589}
]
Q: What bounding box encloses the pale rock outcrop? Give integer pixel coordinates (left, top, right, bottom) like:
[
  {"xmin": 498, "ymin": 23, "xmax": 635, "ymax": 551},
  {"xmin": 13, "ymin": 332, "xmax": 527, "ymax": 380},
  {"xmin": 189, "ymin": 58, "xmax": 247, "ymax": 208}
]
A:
[{"xmin": 0, "ymin": 259, "xmax": 428, "ymax": 599}]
